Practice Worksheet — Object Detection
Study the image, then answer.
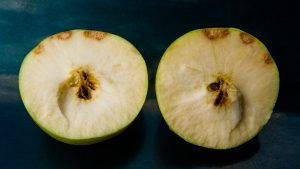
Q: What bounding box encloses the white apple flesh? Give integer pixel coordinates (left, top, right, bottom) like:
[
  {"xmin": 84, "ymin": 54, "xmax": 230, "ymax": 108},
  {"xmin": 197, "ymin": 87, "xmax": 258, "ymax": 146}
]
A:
[
  {"xmin": 19, "ymin": 30, "xmax": 148, "ymax": 145},
  {"xmin": 156, "ymin": 28, "xmax": 279, "ymax": 149}
]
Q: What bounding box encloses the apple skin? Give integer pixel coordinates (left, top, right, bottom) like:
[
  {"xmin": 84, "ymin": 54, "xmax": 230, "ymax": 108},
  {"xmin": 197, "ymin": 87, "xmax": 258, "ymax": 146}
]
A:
[
  {"xmin": 19, "ymin": 29, "xmax": 148, "ymax": 145},
  {"xmin": 36, "ymin": 118, "xmax": 127, "ymax": 145},
  {"xmin": 155, "ymin": 27, "xmax": 280, "ymax": 149}
]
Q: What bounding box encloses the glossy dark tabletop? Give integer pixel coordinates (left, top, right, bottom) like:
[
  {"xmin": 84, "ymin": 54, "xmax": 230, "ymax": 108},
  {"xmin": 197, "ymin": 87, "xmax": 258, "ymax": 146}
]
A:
[{"xmin": 0, "ymin": 0, "xmax": 299, "ymax": 169}]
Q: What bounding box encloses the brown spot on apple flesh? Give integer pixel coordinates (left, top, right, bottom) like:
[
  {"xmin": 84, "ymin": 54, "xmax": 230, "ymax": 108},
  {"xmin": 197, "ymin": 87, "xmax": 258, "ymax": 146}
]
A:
[
  {"xmin": 263, "ymin": 53, "xmax": 273, "ymax": 64},
  {"xmin": 33, "ymin": 44, "xmax": 44, "ymax": 55},
  {"xmin": 83, "ymin": 31, "xmax": 107, "ymax": 41},
  {"xmin": 240, "ymin": 32, "xmax": 255, "ymax": 44},
  {"xmin": 56, "ymin": 31, "xmax": 72, "ymax": 40},
  {"xmin": 203, "ymin": 28, "xmax": 229, "ymax": 40}
]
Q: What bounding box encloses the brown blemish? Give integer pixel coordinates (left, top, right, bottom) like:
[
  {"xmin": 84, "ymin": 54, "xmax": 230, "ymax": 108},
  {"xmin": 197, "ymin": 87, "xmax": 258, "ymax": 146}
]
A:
[
  {"xmin": 240, "ymin": 32, "xmax": 255, "ymax": 44},
  {"xmin": 83, "ymin": 31, "xmax": 107, "ymax": 41},
  {"xmin": 203, "ymin": 28, "xmax": 229, "ymax": 40},
  {"xmin": 263, "ymin": 53, "xmax": 273, "ymax": 64},
  {"xmin": 56, "ymin": 31, "xmax": 72, "ymax": 40},
  {"xmin": 33, "ymin": 44, "xmax": 44, "ymax": 55}
]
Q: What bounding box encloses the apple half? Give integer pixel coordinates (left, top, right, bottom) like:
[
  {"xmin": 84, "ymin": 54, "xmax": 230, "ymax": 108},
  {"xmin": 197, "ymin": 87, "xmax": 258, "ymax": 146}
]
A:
[
  {"xmin": 19, "ymin": 30, "xmax": 148, "ymax": 145},
  {"xmin": 156, "ymin": 28, "xmax": 279, "ymax": 149}
]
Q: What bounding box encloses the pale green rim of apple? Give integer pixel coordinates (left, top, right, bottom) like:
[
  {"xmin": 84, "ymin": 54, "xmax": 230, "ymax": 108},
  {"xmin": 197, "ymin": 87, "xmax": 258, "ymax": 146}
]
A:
[
  {"xmin": 19, "ymin": 29, "xmax": 148, "ymax": 145},
  {"xmin": 155, "ymin": 27, "xmax": 280, "ymax": 149}
]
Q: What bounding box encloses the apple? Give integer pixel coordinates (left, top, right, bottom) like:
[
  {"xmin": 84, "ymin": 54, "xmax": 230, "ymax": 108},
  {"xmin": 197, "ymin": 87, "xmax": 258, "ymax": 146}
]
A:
[
  {"xmin": 19, "ymin": 30, "xmax": 148, "ymax": 145},
  {"xmin": 156, "ymin": 28, "xmax": 279, "ymax": 149}
]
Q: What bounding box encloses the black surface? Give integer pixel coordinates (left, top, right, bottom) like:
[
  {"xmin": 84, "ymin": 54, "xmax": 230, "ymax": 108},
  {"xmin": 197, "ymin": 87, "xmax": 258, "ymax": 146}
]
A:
[{"xmin": 0, "ymin": 0, "xmax": 299, "ymax": 168}]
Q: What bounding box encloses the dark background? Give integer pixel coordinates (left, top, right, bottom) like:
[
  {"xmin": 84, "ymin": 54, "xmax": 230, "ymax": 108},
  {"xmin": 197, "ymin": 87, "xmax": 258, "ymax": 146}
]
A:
[{"xmin": 0, "ymin": 0, "xmax": 299, "ymax": 169}]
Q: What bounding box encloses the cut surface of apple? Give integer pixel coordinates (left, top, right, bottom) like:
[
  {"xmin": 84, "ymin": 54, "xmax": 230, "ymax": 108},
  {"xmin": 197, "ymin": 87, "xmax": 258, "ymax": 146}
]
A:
[
  {"xmin": 19, "ymin": 30, "xmax": 148, "ymax": 145},
  {"xmin": 156, "ymin": 28, "xmax": 279, "ymax": 149}
]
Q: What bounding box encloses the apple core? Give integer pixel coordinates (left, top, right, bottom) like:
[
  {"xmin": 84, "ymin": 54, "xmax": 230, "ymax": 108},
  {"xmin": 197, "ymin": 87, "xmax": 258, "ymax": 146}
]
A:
[{"xmin": 69, "ymin": 68, "xmax": 99, "ymax": 100}]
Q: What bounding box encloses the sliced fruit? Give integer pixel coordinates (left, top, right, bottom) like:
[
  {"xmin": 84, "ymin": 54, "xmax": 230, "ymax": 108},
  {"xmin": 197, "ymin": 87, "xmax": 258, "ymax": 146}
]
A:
[
  {"xmin": 156, "ymin": 28, "xmax": 279, "ymax": 149},
  {"xmin": 19, "ymin": 30, "xmax": 148, "ymax": 145}
]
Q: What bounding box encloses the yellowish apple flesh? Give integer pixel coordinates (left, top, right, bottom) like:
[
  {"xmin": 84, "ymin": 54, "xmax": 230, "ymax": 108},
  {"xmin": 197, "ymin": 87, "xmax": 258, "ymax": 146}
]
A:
[{"xmin": 156, "ymin": 28, "xmax": 279, "ymax": 149}]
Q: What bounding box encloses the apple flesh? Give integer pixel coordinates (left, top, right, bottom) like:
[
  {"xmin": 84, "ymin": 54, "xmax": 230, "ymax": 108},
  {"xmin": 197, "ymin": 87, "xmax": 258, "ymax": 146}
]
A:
[
  {"xmin": 156, "ymin": 28, "xmax": 279, "ymax": 149},
  {"xmin": 19, "ymin": 30, "xmax": 148, "ymax": 145}
]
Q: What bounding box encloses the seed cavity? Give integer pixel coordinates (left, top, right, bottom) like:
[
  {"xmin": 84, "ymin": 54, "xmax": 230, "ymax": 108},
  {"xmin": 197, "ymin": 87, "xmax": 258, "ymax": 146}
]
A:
[
  {"xmin": 56, "ymin": 31, "xmax": 72, "ymax": 40},
  {"xmin": 240, "ymin": 32, "xmax": 255, "ymax": 44},
  {"xmin": 78, "ymin": 85, "xmax": 91, "ymax": 100},
  {"xmin": 263, "ymin": 53, "xmax": 273, "ymax": 64},
  {"xmin": 68, "ymin": 69, "xmax": 99, "ymax": 100},
  {"xmin": 214, "ymin": 91, "xmax": 223, "ymax": 106},
  {"xmin": 208, "ymin": 82, "xmax": 220, "ymax": 91},
  {"xmin": 33, "ymin": 44, "xmax": 44, "ymax": 55},
  {"xmin": 207, "ymin": 77, "xmax": 230, "ymax": 107},
  {"xmin": 77, "ymin": 70, "xmax": 97, "ymax": 100},
  {"xmin": 203, "ymin": 28, "xmax": 229, "ymax": 40},
  {"xmin": 83, "ymin": 31, "xmax": 107, "ymax": 41}
]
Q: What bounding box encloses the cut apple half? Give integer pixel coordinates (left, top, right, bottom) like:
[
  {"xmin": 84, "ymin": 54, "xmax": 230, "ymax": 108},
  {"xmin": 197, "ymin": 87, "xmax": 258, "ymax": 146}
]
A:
[
  {"xmin": 156, "ymin": 28, "xmax": 279, "ymax": 149},
  {"xmin": 19, "ymin": 30, "xmax": 148, "ymax": 145}
]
